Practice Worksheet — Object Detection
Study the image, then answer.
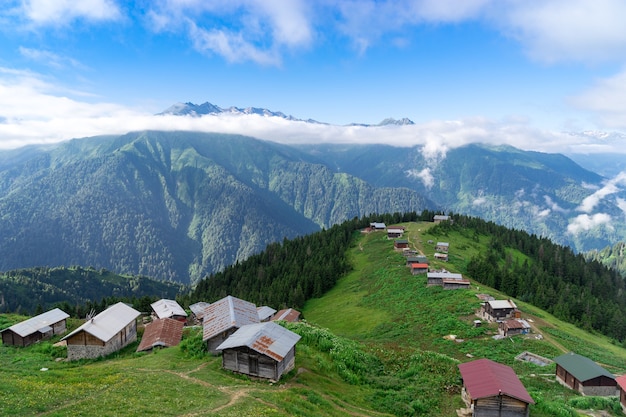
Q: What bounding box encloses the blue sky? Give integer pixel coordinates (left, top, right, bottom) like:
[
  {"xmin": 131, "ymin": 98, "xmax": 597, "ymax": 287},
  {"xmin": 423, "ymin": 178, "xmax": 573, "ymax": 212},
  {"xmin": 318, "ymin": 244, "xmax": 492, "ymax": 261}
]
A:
[{"xmin": 1, "ymin": 0, "xmax": 626, "ymax": 153}]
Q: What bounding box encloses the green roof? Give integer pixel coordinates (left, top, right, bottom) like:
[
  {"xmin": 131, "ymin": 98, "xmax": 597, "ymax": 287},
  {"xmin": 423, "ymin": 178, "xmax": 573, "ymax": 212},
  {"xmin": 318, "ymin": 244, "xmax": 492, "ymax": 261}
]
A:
[{"xmin": 554, "ymin": 352, "xmax": 614, "ymax": 382}]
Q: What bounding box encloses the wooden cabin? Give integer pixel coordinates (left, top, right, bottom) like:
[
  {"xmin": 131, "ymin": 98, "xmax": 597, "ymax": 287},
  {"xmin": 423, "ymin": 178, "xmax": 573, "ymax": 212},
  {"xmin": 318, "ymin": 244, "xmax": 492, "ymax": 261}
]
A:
[
  {"xmin": 394, "ymin": 239, "xmax": 409, "ymax": 250},
  {"xmin": 410, "ymin": 263, "xmax": 429, "ymax": 275},
  {"xmin": 1, "ymin": 308, "xmax": 69, "ymax": 347},
  {"xmin": 480, "ymin": 300, "xmax": 519, "ymax": 322},
  {"xmin": 216, "ymin": 322, "xmax": 301, "ymax": 381},
  {"xmin": 150, "ymin": 299, "xmax": 188, "ymax": 322},
  {"xmin": 553, "ymin": 352, "xmax": 617, "ymax": 396},
  {"xmin": 458, "ymin": 358, "xmax": 534, "ymax": 417},
  {"xmin": 499, "ymin": 319, "xmax": 531, "ymax": 337},
  {"xmin": 427, "ymin": 271, "xmax": 463, "ymax": 286},
  {"xmin": 61, "ymin": 302, "xmax": 141, "ymax": 360},
  {"xmin": 434, "ymin": 252, "xmax": 448, "ymax": 262},
  {"xmin": 386, "ymin": 226, "xmax": 405, "ymax": 238},
  {"xmin": 433, "ymin": 215, "xmax": 450, "ymax": 223},
  {"xmin": 442, "ymin": 278, "xmax": 471, "ymax": 290},
  {"xmin": 203, "ymin": 295, "xmax": 260, "ymax": 354},
  {"xmin": 369, "ymin": 222, "xmax": 386, "ymax": 231},
  {"xmin": 189, "ymin": 302, "xmax": 210, "ymax": 324},
  {"xmin": 616, "ymin": 375, "xmax": 626, "ymax": 413},
  {"xmin": 435, "ymin": 242, "xmax": 449, "ymax": 252},
  {"xmin": 272, "ymin": 308, "xmax": 301, "ymax": 322}
]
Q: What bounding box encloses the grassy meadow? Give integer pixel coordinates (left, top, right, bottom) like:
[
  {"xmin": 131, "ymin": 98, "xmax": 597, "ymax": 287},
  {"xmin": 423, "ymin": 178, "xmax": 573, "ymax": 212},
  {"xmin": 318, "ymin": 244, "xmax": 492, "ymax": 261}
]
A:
[{"xmin": 2, "ymin": 220, "xmax": 626, "ymax": 416}]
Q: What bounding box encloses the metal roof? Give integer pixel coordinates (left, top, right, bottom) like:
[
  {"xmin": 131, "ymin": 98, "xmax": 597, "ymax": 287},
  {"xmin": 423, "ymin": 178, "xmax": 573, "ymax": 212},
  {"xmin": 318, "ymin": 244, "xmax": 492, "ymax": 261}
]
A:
[
  {"xmin": 216, "ymin": 321, "xmax": 301, "ymax": 361},
  {"xmin": 151, "ymin": 299, "xmax": 187, "ymax": 319},
  {"xmin": 257, "ymin": 306, "xmax": 277, "ymax": 321},
  {"xmin": 272, "ymin": 308, "xmax": 301, "ymax": 322},
  {"xmin": 553, "ymin": 352, "xmax": 615, "ymax": 382},
  {"xmin": 488, "ymin": 299, "xmax": 517, "ymax": 309},
  {"xmin": 189, "ymin": 302, "xmax": 210, "ymax": 318},
  {"xmin": 436, "ymin": 242, "xmax": 449, "ymax": 246},
  {"xmin": 458, "ymin": 358, "xmax": 534, "ymax": 404},
  {"xmin": 411, "ymin": 263, "xmax": 429, "ymax": 269},
  {"xmin": 136, "ymin": 318, "xmax": 184, "ymax": 352},
  {"xmin": 202, "ymin": 295, "xmax": 259, "ymax": 341},
  {"xmin": 616, "ymin": 375, "xmax": 626, "ymax": 391},
  {"xmin": 61, "ymin": 302, "xmax": 141, "ymax": 343},
  {"xmin": 502, "ymin": 319, "xmax": 530, "ymax": 330},
  {"xmin": 427, "ymin": 272, "xmax": 463, "ymax": 280},
  {"xmin": 1, "ymin": 308, "xmax": 69, "ymax": 338}
]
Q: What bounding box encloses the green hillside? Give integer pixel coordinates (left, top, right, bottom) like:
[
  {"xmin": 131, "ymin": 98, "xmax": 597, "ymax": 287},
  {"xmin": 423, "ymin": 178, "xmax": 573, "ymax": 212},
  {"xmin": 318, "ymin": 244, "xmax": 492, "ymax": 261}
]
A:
[{"xmin": 2, "ymin": 219, "xmax": 626, "ymax": 416}]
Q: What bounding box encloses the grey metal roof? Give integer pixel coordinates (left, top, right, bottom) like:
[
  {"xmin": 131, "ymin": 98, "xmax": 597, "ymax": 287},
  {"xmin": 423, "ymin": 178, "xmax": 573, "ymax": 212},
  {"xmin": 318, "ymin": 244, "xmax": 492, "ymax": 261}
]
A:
[
  {"xmin": 189, "ymin": 302, "xmax": 210, "ymax": 318},
  {"xmin": 202, "ymin": 295, "xmax": 260, "ymax": 341},
  {"xmin": 554, "ymin": 352, "xmax": 615, "ymax": 382},
  {"xmin": 427, "ymin": 272, "xmax": 463, "ymax": 280},
  {"xmin": 151, "ymin": 299, "xmax": 187, "ymax": 319},
  {"xmin": 216, "ymin": 321, "xmax": 301, "ymax": 361},
  {"xmin": 61, "ymin": 302, "xmax": 141, "ymax": 343},
  {"xmin": 1, "ymin": 308, "xmax": 69, "ymax": 337},
  {"xmin": 257, "ymin": 306, "xmax": 277, "ymax": 321}
]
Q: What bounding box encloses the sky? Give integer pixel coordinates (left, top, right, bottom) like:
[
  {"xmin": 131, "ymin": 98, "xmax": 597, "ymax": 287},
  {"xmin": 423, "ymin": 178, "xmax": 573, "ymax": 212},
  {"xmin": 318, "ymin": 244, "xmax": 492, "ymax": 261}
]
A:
[{"xmin": 2, "ymin": 0, "xmax": 626, "ymax": 154}]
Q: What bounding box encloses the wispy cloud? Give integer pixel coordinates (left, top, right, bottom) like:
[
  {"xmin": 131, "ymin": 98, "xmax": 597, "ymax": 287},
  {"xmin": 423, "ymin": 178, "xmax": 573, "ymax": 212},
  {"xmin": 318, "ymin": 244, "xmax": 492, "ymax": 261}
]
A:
[
  {"xmin": 571, "ymin": 69, "xmax": 626, "ymax": 129},
  {"xmin": 19, "ymin": 47, "xmax": 86, "ymax": 70},
  {"xmin": 20, "ymin": 0, "xmax": 122, "ymax": 26},
  {"xmin": 406, "ymin": 168, "xmax": 434, "ymax": 189},
  {"xmin": 567, "ymin": 213, "xmax": 613, "ymax": 234},
  {"xmin": 577, "ymin": 172, "xmax": 626, "ymax": 213},
  {"xmin": 544, "ymin": 195, "xmax": 568, "ymax": 213}
]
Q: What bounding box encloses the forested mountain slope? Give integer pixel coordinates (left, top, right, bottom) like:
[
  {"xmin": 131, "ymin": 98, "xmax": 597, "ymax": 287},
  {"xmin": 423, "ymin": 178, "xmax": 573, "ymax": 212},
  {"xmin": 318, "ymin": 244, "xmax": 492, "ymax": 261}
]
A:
[{"xmin": 0, "ymin": 131, "xmax": 432, "ymax": 283}]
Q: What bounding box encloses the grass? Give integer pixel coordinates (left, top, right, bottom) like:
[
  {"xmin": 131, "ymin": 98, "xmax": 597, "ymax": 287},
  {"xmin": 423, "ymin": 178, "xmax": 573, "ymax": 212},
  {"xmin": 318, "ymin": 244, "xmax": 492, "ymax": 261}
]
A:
[{"xmin": 3, "ymin": 220, "xmax": 626, "ymax": 416}]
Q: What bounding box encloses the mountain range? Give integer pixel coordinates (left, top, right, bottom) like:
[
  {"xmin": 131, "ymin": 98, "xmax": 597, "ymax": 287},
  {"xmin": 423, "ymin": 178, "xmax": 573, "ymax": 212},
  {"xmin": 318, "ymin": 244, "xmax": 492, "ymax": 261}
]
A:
[{"xmin": 0, "ymin": 102, "xmax": 625, "ymax": 283}]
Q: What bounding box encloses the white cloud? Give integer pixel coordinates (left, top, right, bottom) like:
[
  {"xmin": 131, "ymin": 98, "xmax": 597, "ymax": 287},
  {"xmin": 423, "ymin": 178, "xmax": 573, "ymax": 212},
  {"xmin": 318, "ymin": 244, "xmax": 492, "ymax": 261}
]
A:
[
  {"xmin": 571, "ymin": 69, "xmax": 626, "ymax": 129},
  {"xmin": 577, "ymin": 172, "xmax": 626, "ymax": 213},
  {"xmin": 406, "ymin": 167, "xmax": 434, "ymax": 189},
  {"xmin": 21, "ymin": 0, "xmax": 122, "ymax": 26},
  {"xmin": 544, "ymin": 195, "xmax": 568, "ymax": 213},
  {"xmin": 567, "ymin": 213, "xmax": 613, "ymax": 234},
  {"xmin": 19, "ymin": 47, "xmax": 85, "ymax": 70},
  {"xmin": 473, "ymin": 197, "xmax": 487, "ymax": 206},
  {"xmin": 617, "ymin": 198, "xmax": 626, "ymax": 217}
]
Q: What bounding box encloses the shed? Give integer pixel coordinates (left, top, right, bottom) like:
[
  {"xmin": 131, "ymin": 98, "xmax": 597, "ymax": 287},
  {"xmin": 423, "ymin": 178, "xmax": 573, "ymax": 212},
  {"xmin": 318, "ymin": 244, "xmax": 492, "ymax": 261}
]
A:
[
  {"xmin": 370, "ymin": 222, "xmax": 386, "ymax": 230},
  {"xmin": 272, "ymin": 308, "xmax": 301, "ymax": 323},
  {"xmin": 458, "ymin": 358, "xmax": 534, "ymax": 417},
  {"xmin": 257, "ymin": 306, "xmax": 277, "ymax": 322},
  {"xmin": 216, "ymin": 321, "xmax": 301, "ymax": 381},
  {"xmin": 434, "ymin": 252, "xmax": 449, "ymax": 262},
  {"xmin": 189, "ymin": 302, "xmax": 211, "ymax": 324},
  {"xmin": 410, "ymin": 263, "xmax": 429, "ymax": 275},
  {"xmin": 433, "ymin": 215, "xmax": 450, "ymax": 223},
  {"xmin": 387, "ymin": 227, "xmax": 405, "ymax": 238},
  {"xmin": 202, "ymin": 295, "xmax": 260, "ymax": 354},
  {"xmin": 481, "ymin": 300, "xmax": 518, "ymax": 322},
  {"xmin": 616, "ymin": 375, "xmax": 626, "ymax": 413},
  {"xmin": 151, "ymin": 299, "xmax": 188, "ymax": 322},
  {"xmin": 435, "ymin": 242, "xmax": 450, "ymax": 252},
  {"xmin": 136, "ymin": 317, "xmax": 184, "ymax": 352},
  {"xmin": 61, "ymin": 302, "xmax": 141, "ymax": 360},
  {"xmin": 442, "ymin": 278, "xmax": 471, "ymax": 290},
  {"xmin": 1, "ymin": 308, "xmax": 69, "ymax": 347},
  {"xmin": 499, "ymin": 319, "xmax": 531, "ymax": 337},
  {"xmin": 553, "ymin": 352, "xmax": 617, "ymax": 396}
]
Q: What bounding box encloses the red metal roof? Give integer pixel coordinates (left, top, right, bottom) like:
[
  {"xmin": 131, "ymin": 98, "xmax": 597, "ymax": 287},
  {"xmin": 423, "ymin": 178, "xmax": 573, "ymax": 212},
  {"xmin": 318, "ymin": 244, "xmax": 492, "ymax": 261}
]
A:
[
  {"xmin": 272, "ymin": 308, "xmax": 301, "ymax": 322},
  {"xmin": 458, "ymin": 358, "xmax": 534, "ymax": 404},
  {"xmin": 411, "ymin": 263, "xmax": 429, "ymax": 269},
  {"xmin": 616, "ymin": 375, "xmax": 626, "ymax": 391},
  {"xmin": 137, "ymin": 318, "xmax": 184, "ymax": 352},
  {"xmin": 202, "ymin": 295, "xmax": 260, "ymax": 341}
]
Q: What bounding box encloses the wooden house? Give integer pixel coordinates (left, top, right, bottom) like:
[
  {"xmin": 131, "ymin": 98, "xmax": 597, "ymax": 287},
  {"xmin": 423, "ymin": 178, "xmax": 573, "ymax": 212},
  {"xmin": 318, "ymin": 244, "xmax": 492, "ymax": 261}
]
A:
[
  {"xmin": 386, "ymin": 226, "xmax": 405, "ymax": 238},
  {"xmin": 257, "ymin": 306, "xmax": 277, "ymax": 322},
  {"xmin": 189, "ymin": 302, "xmax": 210, "ymax": 324},
  {"xmin": 136, "ymin": 317, "xmax": 184, "ymax": 352},
  {"xmin": 61, "ymin": 302, "xmax": 141, "ymax": 360},
  {"xmin": 394, "ymin": 239, "xmax": 409, "ymax": 250},
  {"xmin": 458, "ymin": 358, "xmax": 534, "ymax": 417},
  {"xmin": 435, "ymin": 242, "xmax": 449, "ymax": 252},
  {"xmin": 151, "ymin": 299, "xmax": 188, "ymax": 322},
  {"xmin": 369, "ymin": 222, "xmax": 386, "ymax": 231},
  {"xmin": 203, "ymin": 295, "xmax": 260, "ymax": 354},
  {"xmin": 480, "ymin": 299, "xmax": 519, "ymax": 322},
  {"xmin": 616, "ymin": 375, "xmax": 626, "ymax": 413},
  {"xmin": 499, "ymin": 319, "xmax": 531, "ymax": 337},
  {"xmin": 272, "ymin": 308, "xmax": 301, "ymax": 322},
  {"xmin": 442, "ymin": 278, "xmax": 471, "ymax": 290},
  {"xmin": 216, "ymin": 321, "xmax": 301, "ymax": 381},
  {"xmin": 553, "ymin": 352, "xmax": 617, "ymax": 396},
  {"xmin": 1, "ymin": 308, "xmax": 69, "ymax": 347},
  {"xmin": 410, "ymin": 263, "xmax": 429, "ymax": 275},
  {"xmin": 427, "ymin": 271, "xmax": 463, "ymax": 286},
  {"xmin": 434, "ymin": 252, "xmax": 448, "ymax": 262},
  {"xmin": 433, "ymin": 215, "xmax": 450, "ymax": 223}
]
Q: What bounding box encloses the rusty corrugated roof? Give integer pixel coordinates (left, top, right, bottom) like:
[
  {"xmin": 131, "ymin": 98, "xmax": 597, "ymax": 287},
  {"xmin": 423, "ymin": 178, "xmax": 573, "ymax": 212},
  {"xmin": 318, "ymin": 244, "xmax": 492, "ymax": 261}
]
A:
[
  {"xmin": 215, "ymin": 321, "xmax": 301, "ymax": 361},
  {"xmin": 458, "ymin": 358, "xmax": 534, "ymax": 404},
  {"xmin": 202, "ymin": 295, "xmax": 259, "ymax": 341},
  {"xmin": 136, "ymin": 318, "xmax": 184, "ymax": 352},
  {"xmin": 272, "ymin": 308, "xmax": 301, "ymax": 322}
]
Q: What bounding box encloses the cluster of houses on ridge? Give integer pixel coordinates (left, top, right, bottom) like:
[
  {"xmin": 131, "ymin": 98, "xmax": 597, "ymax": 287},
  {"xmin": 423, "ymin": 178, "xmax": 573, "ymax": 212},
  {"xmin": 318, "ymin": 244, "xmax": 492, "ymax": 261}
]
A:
[{"xmin": 1, "ymin": 296, "xmax": 302, "ymax": 382}]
